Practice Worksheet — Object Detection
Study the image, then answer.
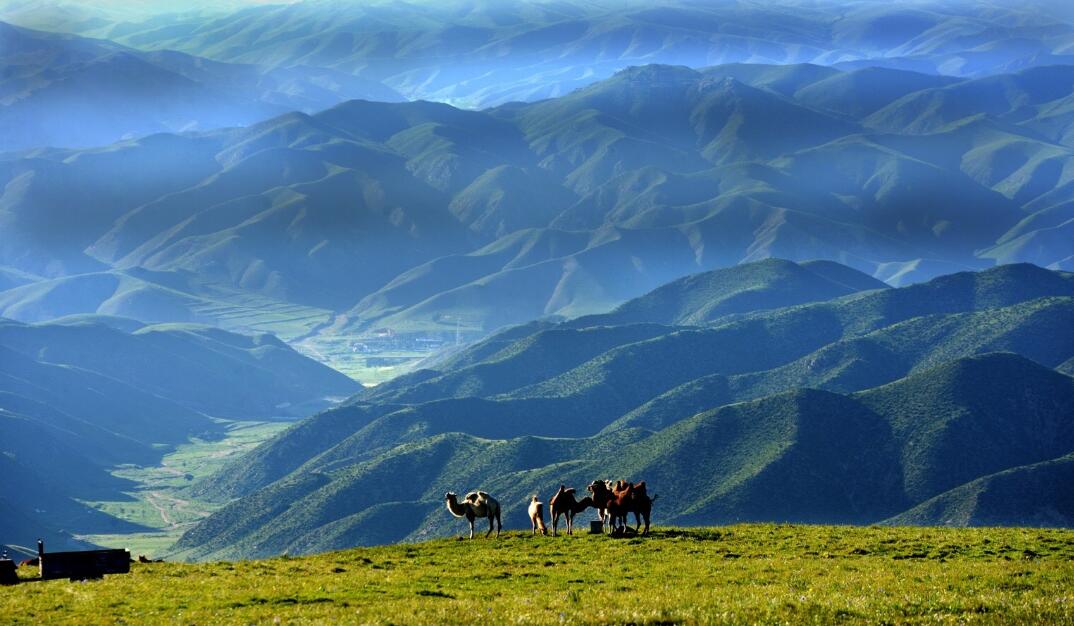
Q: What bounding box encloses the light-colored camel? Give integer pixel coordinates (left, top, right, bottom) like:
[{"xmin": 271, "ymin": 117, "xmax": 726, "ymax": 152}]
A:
[
  {"xmin": 528, "ymin": 495, "xmax": 547, "ymax": 535},
  {"xmin": 444, "ymin": 491, "xmax": 502, "ymax": 539}
]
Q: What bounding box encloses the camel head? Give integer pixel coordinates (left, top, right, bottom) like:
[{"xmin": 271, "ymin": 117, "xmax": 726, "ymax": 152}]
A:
[{"xmin": 445, "ymin": 492, "xmax": 456, "ymax": 502}]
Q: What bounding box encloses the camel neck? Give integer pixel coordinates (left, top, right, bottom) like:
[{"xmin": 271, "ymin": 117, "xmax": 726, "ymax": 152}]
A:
[{"xmin": 445, "ymin": 497, "xmax": 469, "ymax": 518}]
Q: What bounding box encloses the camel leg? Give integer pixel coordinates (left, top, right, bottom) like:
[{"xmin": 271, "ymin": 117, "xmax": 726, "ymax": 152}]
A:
[
  {"xmin": 551, "ymin": 511, "xmax": 558, "ymax": 536},
  {"xmin": 566, "ymin": 511, "xmax": 573, "ymax": 535},
  {"xmin": 496, "ymin": 509, "xmax": 502, "ymax": 537},
  {"xmin": 468, "ymin": 518, "xmax": 475, "ymax": 540},
  {"xmin": 486, "ymin": 515, "xmax": 494, "ymax": 538},
  {"xmin": 634, "ymin": 511, "xmax": 642, "ymax": 532}
]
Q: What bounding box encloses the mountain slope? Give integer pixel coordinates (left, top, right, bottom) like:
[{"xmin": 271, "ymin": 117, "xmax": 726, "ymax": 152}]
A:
[
  {"xmin": 176, "ymin": 351, "xmax": 1074, "ymax": 559},
  {"xmin": 884, "ymin": 453, "xmax": 1074, "ymax": 527},
  {"xmin": 572, "ymin": 258, "xmax": 888, "ymax": 327}
]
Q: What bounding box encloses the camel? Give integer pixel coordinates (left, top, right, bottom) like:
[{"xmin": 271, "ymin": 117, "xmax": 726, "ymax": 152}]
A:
[
  {"xmin": 607, "ymin": 480, "xmax": 657, "ymax": 535},
  {"xmin": 528, "ymin": 495, "xmax": 547, "ymax": 535},
  {"xmin": 549, "ymin": 485, "xmax": 594, "ymax": 536},
  {"xmin": 587, "ymin": 479, "xmax": 616, "ymax": 531},
  {"xmin": 445, "ymin": 491, "xmax": 502, "ymax": 539}
]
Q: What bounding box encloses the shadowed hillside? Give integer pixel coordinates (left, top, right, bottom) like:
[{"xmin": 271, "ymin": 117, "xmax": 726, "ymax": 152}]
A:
[{"xmin": 0, "ymin": 314, "xmax": 360, "ymax": 551}]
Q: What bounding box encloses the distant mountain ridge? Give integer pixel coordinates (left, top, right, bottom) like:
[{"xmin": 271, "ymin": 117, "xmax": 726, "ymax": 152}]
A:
[
  {"xmin": 0, "ymin": 20, "xmax": 403, "ymax": 151},
  {"xmin": 7, "ymin": 0, "xmax": 1071, "ymax": 108}
]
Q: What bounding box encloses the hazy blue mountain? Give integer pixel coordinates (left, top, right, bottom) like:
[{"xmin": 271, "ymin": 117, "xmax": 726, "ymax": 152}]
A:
[
  {"xmin": 13, "ymin": 1, "xmax": 1071, "ymax": 108},
  {"xmin": 0, "ymin": 21, "xmax": 402, "ymax": 151},
  {"xmin": 4, "ymin": 60, "xmax": 1074, "ymax": 343},
  {"xmin": 0, "ymin": 316, "xmax": 359, "ymax": 419}
]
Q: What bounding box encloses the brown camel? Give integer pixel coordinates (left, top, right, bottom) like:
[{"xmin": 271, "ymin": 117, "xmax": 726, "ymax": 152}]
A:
[
  {"xmin": 607, "ymin": 480, "xmax": 657, "ymax": 535},
  {"xmin": 549, "ymin": 485, "xmax": 594, "ymax": 536}
]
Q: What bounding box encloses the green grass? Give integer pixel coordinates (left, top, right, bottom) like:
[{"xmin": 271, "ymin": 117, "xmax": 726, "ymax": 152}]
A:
[
  {"xmin": 75, "ymin": 421, "xmax": 290, "ymax": 558},
  {"xmin": 5, "ymin": 525, "xmax": 1073, "ymax": 624}
]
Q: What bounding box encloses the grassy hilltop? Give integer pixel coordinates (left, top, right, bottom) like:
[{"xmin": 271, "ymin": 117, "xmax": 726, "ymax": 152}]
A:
[{"xmin": 4, "ymin": 525, "xmax": 1074, "ymax": 624}]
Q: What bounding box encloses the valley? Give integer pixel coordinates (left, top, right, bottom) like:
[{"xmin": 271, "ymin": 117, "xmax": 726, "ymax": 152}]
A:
[{"xmin": 76, "ymin": 420, "xmax": 290, "ymax": 559}]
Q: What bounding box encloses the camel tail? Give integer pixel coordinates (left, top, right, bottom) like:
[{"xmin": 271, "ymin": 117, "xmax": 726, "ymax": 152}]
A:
[{"xmin": 651, "ymin": 494, "xmax": 659, "ymax": 502}]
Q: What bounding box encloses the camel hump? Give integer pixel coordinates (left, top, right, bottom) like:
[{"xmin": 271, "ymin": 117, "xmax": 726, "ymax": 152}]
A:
[
  {"xmin": 563, "ymin": 487, "xmax": 576, "ymax": 496},
  {"xmin": 476, "ymin": 491, "xmax": 490, "ymax": 500}
]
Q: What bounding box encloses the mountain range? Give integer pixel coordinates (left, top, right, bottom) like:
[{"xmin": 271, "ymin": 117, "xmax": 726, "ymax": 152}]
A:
[
  {"xmin": 169, "ymin": 261, "xmax": 1074, "ymax": 560},
  {"xmin": 4, "ymin": 60, "xmax": 1074, "ymax": 364},
  {"xmin": 6, "ymin": 0, "xmax": 1073, "ymax": 110}
]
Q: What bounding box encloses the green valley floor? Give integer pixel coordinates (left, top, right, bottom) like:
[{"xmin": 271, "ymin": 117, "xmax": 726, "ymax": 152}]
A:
[{"xmin": 3, "ymin": 525, "xmax": 1073, "ymax": 624}]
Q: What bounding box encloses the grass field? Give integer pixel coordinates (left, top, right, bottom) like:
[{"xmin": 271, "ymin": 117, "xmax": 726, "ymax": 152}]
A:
[
  {"xmin": 76, "ymin": 421, "xmax": 291, "ymax": 558},
  {"xmin": 292, "ymin": 333, "xmax": 435, "ymax": 385},
  {"xmin": 6, "ymin": 525, "xmax": 1074, "ymax": 624}
]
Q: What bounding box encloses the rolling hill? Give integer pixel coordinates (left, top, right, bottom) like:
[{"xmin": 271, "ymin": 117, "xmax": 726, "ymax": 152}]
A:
[
  {"xmin": 171, "ymin": 264, "xmax": 1074, "ymax": 560},
  {"xmin": 884, "ymin": 453, "xmax": 1074, "ymax": 528}
]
